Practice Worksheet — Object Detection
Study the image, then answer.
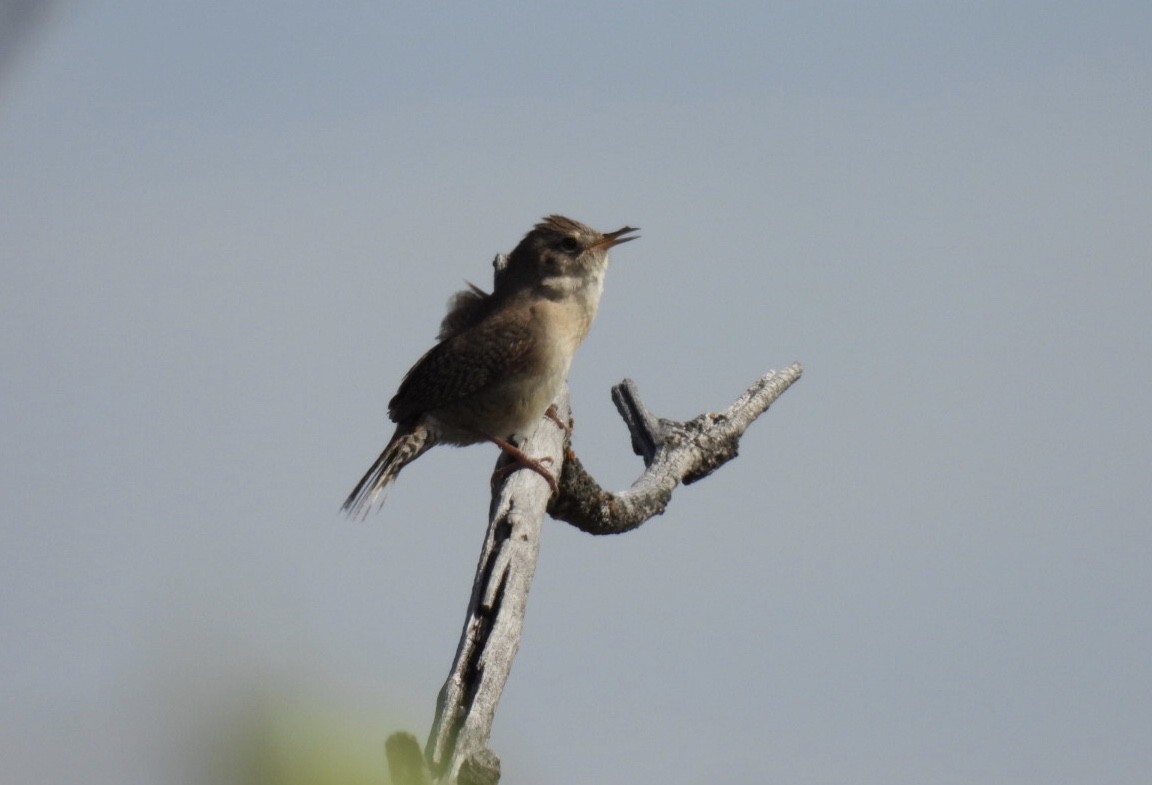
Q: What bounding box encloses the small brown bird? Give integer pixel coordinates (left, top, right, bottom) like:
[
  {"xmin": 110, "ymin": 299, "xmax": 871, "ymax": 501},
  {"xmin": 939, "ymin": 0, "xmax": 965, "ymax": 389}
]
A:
[{"xmin": 342, "ymin": 215, "xmax": 638, "ymax": 517}]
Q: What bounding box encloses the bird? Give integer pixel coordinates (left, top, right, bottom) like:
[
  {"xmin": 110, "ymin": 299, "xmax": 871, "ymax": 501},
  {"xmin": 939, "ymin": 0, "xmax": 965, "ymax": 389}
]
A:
[{"xmin": 342, "ymin": 215, "xmax": 638, "ymax": 517}]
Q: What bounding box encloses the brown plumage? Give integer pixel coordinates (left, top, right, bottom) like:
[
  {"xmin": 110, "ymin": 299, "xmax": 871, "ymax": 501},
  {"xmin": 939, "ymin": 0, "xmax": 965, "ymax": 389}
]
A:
[{"xmin": 342, "ymin": 215, "xmax": 638, "ymax": 517}]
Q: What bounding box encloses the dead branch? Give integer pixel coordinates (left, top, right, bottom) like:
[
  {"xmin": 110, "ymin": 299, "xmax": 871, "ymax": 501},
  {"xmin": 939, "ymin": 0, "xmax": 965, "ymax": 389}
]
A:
[{"xmin": 386, "ymin": 364, "xmax": 802, "ymax": 784}]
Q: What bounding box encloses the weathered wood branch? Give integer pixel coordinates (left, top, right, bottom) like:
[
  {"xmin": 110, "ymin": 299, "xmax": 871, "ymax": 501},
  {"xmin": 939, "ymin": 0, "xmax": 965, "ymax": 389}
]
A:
[
  {"xmin": 385, "ymin": 364, "xmax": 802, "ymax": 784},
  {"xmin": 421, "ymin": 389, "xmax": 570, "ymax": 784},
  {"xmin": 551, "ymin": 364, "xmax": 803, "ymax": 533}
]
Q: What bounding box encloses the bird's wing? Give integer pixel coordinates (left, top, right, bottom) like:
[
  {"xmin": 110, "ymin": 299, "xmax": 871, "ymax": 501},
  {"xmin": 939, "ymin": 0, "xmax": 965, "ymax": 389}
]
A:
[{"xmin": 388, "ymin": 306, "xmax": 535, "ymax": 423}]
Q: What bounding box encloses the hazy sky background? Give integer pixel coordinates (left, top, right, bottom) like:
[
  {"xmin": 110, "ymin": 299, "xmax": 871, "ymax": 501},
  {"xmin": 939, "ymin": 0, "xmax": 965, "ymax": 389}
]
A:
[{"xmin": 3, "ymin": 2, "xmax": 1150, "ymax": 783}]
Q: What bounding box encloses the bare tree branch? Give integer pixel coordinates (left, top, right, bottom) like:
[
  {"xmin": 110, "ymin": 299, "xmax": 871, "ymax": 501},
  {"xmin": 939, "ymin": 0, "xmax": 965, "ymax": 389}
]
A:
[
  {"xmin": 551, "ymin": 364, "xmax": 803, "ymax": 534},
  {"xmin": 386, "ymin": 364, "xmax": 802, "ymax": 784},
  {"xmin": 422, "ymin": 390, "xmax": 570, "ymax": 784}
]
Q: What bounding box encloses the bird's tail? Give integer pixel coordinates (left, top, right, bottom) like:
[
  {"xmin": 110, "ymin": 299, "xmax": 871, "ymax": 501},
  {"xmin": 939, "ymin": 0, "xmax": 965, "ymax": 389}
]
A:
[{"xmin": 342, "ymin": 423, "xmax": 431, "ymax": 518}]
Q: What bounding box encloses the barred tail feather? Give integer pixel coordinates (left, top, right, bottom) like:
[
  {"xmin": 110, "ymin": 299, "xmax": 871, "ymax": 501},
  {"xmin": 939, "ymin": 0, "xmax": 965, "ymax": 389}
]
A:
[{"xmin": 342, "ymin": 423, "xmax": 430, "ymax": 518}]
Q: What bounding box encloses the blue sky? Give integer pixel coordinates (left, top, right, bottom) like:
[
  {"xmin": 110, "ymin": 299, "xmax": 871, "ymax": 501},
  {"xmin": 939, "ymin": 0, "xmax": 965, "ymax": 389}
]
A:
[{"xmin": 3, "ymin": 2, "xmax": 1151, "ymax": 783}]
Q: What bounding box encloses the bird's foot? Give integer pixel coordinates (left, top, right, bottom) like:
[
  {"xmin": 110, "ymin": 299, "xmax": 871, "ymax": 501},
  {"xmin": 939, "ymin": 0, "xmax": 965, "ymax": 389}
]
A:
[
  {"xmin": 543, "ymin": 404, "xmax": 570, "ymax": 433},
  {"xmin": 486, "ymin": 434, "xmax": 559, "ymax": 496}
]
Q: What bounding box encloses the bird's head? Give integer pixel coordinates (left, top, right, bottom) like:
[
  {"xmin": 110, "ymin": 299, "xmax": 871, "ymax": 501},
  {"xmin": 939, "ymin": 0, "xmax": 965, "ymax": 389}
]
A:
[{"xmin": 498, "ymin": 215, "xmax": 638, "ymax": 301}]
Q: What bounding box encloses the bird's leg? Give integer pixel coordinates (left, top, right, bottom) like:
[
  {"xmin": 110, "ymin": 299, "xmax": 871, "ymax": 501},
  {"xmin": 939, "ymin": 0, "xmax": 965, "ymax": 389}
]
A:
[
  {"xmin": 486, "ymin": 434, "xmax": 559, "ymax": 495},
  {"xmin": 543, "ymin": 403, "xmax": 570, "ymax": 433}
]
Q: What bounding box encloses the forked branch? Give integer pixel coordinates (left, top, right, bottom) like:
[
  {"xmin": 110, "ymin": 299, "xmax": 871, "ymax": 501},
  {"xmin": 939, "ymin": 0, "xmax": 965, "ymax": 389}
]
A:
[
  {"xmin": 387, "ymin": 364, "xmax": 803, "ymax": 784},
  {"xmin": 551, "ymin": 363, "xmax": 803, "ymax": 533}
]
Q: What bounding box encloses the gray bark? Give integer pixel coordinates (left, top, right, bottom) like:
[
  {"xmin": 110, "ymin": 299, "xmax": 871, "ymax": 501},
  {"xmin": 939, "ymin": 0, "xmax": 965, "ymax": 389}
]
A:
[{"xmin": 386, "ymin": 363, "xmax": 803, "ymax": 784}]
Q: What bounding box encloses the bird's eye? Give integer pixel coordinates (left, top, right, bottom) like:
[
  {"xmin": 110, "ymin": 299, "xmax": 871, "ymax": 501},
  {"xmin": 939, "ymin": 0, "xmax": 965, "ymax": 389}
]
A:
[{"xmin": 558, "ymin": 237, "xmax": 580, "ymax": 253}]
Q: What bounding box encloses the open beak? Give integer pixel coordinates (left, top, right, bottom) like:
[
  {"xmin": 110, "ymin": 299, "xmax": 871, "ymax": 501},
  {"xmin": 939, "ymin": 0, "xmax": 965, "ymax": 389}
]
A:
[{"xmin": 593, "ymin": 226, "xmax": 640, "ymax": 250}]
